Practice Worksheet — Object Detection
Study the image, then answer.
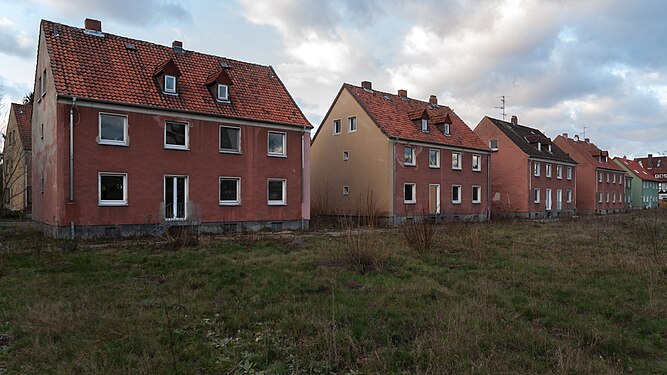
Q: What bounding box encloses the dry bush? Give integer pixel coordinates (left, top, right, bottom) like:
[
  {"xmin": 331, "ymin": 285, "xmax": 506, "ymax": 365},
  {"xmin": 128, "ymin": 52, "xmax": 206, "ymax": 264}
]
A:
[
  {"xmin": 401, "ymin": 214, "xmax": 438, "ymax": 254},
  {"xmin": 336, "ymin": 216, "xmax": 389, "ymax": 273},
  {"xmin": 164, "ymin": 225, "xmax": 200, "ymax": 249},
  {"xmin": 636, "ymin": 209, "xmax": 666, "ymax": 263}
]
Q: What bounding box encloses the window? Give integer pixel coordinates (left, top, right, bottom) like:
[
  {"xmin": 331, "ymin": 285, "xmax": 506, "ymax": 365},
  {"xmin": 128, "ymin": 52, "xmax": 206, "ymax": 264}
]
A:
[
  {"xmin": 534, "ymin": 188, "xmax": 540, "ymax": 203},
  {"xmin": 343, "ymin": 186, "xmax": 350, "ymax": 196},
  {"xmin": 489, "ymin": 139, "xmax": 498, "ymax": 150},
  {"xmin": 613, "ymin": 193, "xmax": 616, "ymax": 203},
  {"xmin": 348, "ymin": 117, "xmax": 357, "ymax": 132},
  {"xmin": 546, "ymin": 164, "xmax": 552, "ymax": 178},
  {"xmin": 606, "ymin": 192, "xmax": 609, "ymax": 203},
  {"xmin": 472, "ymin": 185, "xmax": 481, "ymax": 204},
  {"xmin": 556, "ymin": 165, "xmax": 562, "ymax": 179},
  {"xmin": 220, "ymin": 126, "xmax": 241, "ymax": 153},
  {"xmin": 41, "ymin": 124, "xmax": 44, "ymax": 140},
  {"xmin": 421, "ymin": 118, "xmax": 428, "ymax": 132},
  {"xmin": 545, "ymin": 188, "xmax": 552, "ymax": 210},
  {"xmin": 37, "ymin": 76, "xmax": 42, "ymax": 99},
  {"xmin": 452, "ymin": 185, "xmax": 461, "ymax": 204},
  {"xmin": 537, "ymin": 142, "xmax": 542, "ymax": 151},
  {"xmin": 404, "ymin": 183, "xmax": 416, "ymax": 204},
  {"xmin": 219, "ymin": 177, "xmax": 240, "ymax": 205},
  {"xmin": 267, "ymin": 131, "xmax": 286, "ymax": 156},
  {"xmin": 404, "ymin": 146, "xmax": 416, "ymax": 166},
  {"xmin": 429, "ymin": 149, "xmax": 440, "ymax": 168},
  {"xmin": 41, "ymin": 177, "xmax": 44, "ymax": 194},
  {"xmin": 164, "ymin": 75, "xmax": 177, "ymax": 94},
  {"xmin": 612, "ymin": 174, "xmax": 616, "ymax": 184},
  {"xmin": 164, "ymin": 121, "xmax": 188, "ymax": 150},
  {"xmin": 98, "ymin": 113, "xmax": 128, "ymax": 146},
  {"xmin": 606, "ymin": 172, "xmax": 610, "ymax": 183},
  {"xmin": 332, "ymin": 119, "xmax": 341, "ymax": 135},
  {"xmin": 567, "ymin": 189, "xmax": 572, "ymax": 203},
  {"xmin": 533, "ymin": 161, "xmax": 540, "ymax": 177},
  {"xmin": 598, "ymin": 192, "xmax": 603, "ymax": 203},
  {"xmin": 444, "ymin": 123, "xmax": 451, "ymax": 136},
  {"xmin": 556, "ymin": 189, "xmax": 562, "ymax": 210},
  {"xmin": 472, "ymin": 154, "xmax": 481, "ymax": 172},
  {"xmin": 217, "ymin": 84, "xmax": 229, "ymax": 101},
  {"xmin": 165, "ymin": 176, "xmax": 187, "ymax": 220},
  {"xmin": 268, "ymin": 179, "xmax": 287, "ymax": 205},
  {"xmin": 567, "ymin": 166, "xmax": 572, "ymax": 180},
  {"xmin": 99, "ymin": 173, "xmax": 128, "ymax": 206},
  {"xmin": 598, "ymin": 171, "xmax": 603, "ymax": 183},
  {"xmin": 343, "ymin": 150, "xmax": 349, "ymax": 161},
  {"xmin": 452, "ymin": 152, "xmax": 461, "ymax": 170},
  {"xmin": 40, "ymin": 69, "xmax": 46, "ymax": 97}
]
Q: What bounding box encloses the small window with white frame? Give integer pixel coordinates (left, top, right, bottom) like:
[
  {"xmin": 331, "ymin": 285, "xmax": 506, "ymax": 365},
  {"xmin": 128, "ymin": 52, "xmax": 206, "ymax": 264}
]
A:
[
  {"xmin": 332, "ymin": 119, "xmax": 341, "ymax": 135},
  {"xmin": 452, "ymin": 152, "xmax": 462, "ymax": 170},
  {"xmin": 546, "ymin": 164, "xmax": 552, "ymax": 178},
  {"xmin": 444, "ymin": 122, "xmax": 451, "ymax": 136},
  {"xmin": 267, "ymin": 179, "xmax": 286, "ymax": 205},
  {"xmin": 534, "ymin": 188, "xmax": 540, "ymax": 203},
  {"xmin": 598, "ymin": 192, "xmax": 602, "ymax": 203},
  {"xmin": 429, "ymin": 149, "xmax": 440, "ymax": 168},
  {"xmin": 421, "ymin": 118, "xmax": 428, "ymax": 132},
  {"xmin": 99, "ymin": 172, "xmax": 128, "ymax": 206},
  {"xmin": 606, "ymin": 172, "xmax": 610, "ymax": 183},
  {"xmin": 472, "ymin": 154, "xmax": 481, "ymax": 172},
  {"xmin": 404, "ymin": 183, "xmax": 416, "ymax": 204},
  {"xmin": 220, "ymin": 126, "xmax": 241, "ymax": 153},
  {"xmin": 343, "ymin": 185, "xmax": 350, "ymax": 196},
  {"xmin": 164, "ymin": 121, "xmax": 188, "ymax": 150},
  {"xmin": 164, "ymin": 75, "xmax": 177, "ymax": 94},
  {"xmin": 612, "ymin": 174, "xmax": 616, "ymax": 184},
  {"xmin": 404, "ymin": 146, "xmax": 416, "ymax": 166},
  {"xmin": 533, "ymin": 161, "xmax": 540, "ymax": 177},
  {"xmin": 217, "ymin": 84, "xmax": 229, "ymax": 101},
  {"xmin": 606, "ymin": 192, "xmax": 609, "ymax": 203},
  {"xmin": 556, "ymin": 165, "xmax": 562, "ymax": 179},
  {"xmin": 567, "ymin": 189, "xmax": 572, "ymax": 203},
  {"xmin": 267, "ymin": 131, "xmax": 286, "ymax": 156},
  {"xmin": 343, "ymin": 150, "xmax": 349, "ymax": 161},
  {"xmin": 348, "ymin": 117, "xmax": 357, "ymax": 132},
  {"xmin": 219, "ymin": 177, "xmax": 240, "ymax": 205},
  {"xmin": 99, "ymin": 113, "xmax": 128, "ymax": 146},
  {"xmin": 452, "ymin": 185, "xmax": 461, "ymax": 204},
  {"xmin": 472, "ymin": 185, "xmax": 481, "ymax": 204},
  {"xmin": 567, "ymin": 166, "xmax": 573, "ymax": 180}
]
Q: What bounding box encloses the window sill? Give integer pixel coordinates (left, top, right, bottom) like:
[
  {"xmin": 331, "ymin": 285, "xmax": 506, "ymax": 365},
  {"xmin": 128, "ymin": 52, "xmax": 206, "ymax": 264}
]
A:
[
  {"xmin": 220, "ymin": 149, "xmax": 242, "ymax": 154},
  {"xmin": 332, "ymin": 132, "xmax": 341, "ymax": 136},
  {"xmin": 216, "ymin": 99, "xmax": 230, "ymax": 103},
  {"xmin": 164, "ymin": 145, "xmax": 189, "ymax": 151},
  {"xmin": 452, "ymin": 168, "xmax": 462, "ymax": 171},
  {"xmin": 472, "ymin": 201, "xmax": 481, "ymax": 205},
  {"xmin": 472, "ymin": 169, "xmax": 482, "ymax": 172},
  {"xmin": 452, "ymin": 201, "xmax": 461, "ymax": 205},
  {"xmin": 405, "ymin": 164, "xmax": 416, "ymax": 167},
  {"xmin": 348, "ymin": 129, "xmax": 357, "ymax": 133},
  {"xmin": 268, "ymin": 202, "xmax": 287, "ymax": 206},
  {"xmin": 404, "ymin": 201, "xmax": 416, "ymax": 205},
  {"xmin": 98, "ymin": 202, "xmax": 128, "ymax": 207},
  {"xmin": 267, "ymin": 153, "xmax": 287, "ymax": 158},
  {"xmin": 429, "ymin": 166, "xmax": 440, "ymax": 169},
  {"xmin": 98, "ymin": 141, "xmax": 129, "ymax": 147},
  {"xmin": 219, "ymin": 202, "xmax": 241, "ymax": 206},
  {"xmin": 163, "ymin": 92, "xmax": 179, "ymax": 96}
]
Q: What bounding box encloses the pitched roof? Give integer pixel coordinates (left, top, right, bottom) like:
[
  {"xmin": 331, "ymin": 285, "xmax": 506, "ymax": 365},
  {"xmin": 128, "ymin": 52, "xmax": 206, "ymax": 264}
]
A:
[
  {"xmin": 342, "ymin": 83, "xmax": 488, "ymax": 151},
  {"xmin": 615, "ymin": 157, "xmax": 659, "ymax": 181},
  {"xmin": 40, "ymin": 20, "xmax": 311, "ymax": 128},
  {"xmin": 10, "ymin": 103, "xmax": 32, "ymax": 150},
  {"xmin": 633, "ymin": 156, "xmax": 667, "ymax": 181},
  {"xmin": 483, "ymin": 116, "xmax": 575, "ymax": 164},
  {"xmin": 555, "ymin": 136, "xmax": 625, "ymax": 172}
]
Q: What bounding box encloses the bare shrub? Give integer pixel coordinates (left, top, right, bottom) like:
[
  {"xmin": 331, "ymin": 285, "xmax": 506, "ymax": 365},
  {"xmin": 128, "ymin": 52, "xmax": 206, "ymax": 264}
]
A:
[
  {"xmin": 637, "ymin": 209, "xmax": 666, "ymax": 263},
  {"xmin": 401, "ymin": 214, "xmax": 437, "ymax": 254},
  {"xmin": 164, "ymin": 224, "xmax": 199, "ymax": 250},
  {"xmin": 336, "ymin": 216, "xmax": 389, "ymax": 273}
]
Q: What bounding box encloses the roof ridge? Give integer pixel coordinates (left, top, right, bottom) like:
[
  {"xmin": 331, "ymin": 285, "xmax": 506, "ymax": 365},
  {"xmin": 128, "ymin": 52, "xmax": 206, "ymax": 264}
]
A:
[{"xmin": 343, "ymin": 82, "xmax": 451, "ymax": 109}]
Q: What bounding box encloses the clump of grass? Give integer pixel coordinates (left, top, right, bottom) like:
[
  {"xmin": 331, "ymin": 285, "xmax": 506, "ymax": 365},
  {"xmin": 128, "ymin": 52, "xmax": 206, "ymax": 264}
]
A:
[
  {"xmin": 401, "ymin": 214, "xmax": 437, "ymax": 254},
  {"xmin": 334, "ymin": 216, "xmax": 389, "ymax": 273}
]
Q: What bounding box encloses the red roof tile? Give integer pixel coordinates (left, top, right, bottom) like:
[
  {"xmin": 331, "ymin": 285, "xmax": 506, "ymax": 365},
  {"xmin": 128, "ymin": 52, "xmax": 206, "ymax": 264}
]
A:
[
  {"xmin": 615, "ymin": 157, "xmax": 658, "ymax": 181},
  {"xmin": 10, "ymin": 103, "xmax": 32, "ymax": 150},
  {"xmin": 41, "ymin": 20, "xmax": 311, "ymax": 128},
  {"xmin": 343, "ymin": 84, "xmax": 488, "ymax": 151},
  {"xmin": 633, "ymin": 156, "xmax": 667, "ymax": 181},
  {"xmin": 555, "ymin": 136, "xmax": 624, "ymax": 172}
]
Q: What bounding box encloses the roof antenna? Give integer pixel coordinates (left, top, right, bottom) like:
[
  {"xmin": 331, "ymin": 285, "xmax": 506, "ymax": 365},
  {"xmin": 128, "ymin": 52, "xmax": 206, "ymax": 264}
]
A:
[
  {"xmin": 579, "ymin": 126, "xmax": 590, "ymax": 138},
  {"xmin": 495, "ymin": 95, "xmax": 506, "ymax": 121}
]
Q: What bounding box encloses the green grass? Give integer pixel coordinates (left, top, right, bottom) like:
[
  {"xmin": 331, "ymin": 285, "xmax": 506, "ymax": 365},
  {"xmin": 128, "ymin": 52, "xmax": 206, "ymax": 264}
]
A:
[{"xmin": 0, "ymin": 213, "xmax": 666, "ymax": 374}]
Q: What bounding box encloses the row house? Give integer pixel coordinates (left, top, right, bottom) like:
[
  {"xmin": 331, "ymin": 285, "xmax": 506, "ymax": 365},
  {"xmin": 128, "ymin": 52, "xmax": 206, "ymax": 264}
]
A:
[
  {"xmin": 614, "ymin": 157, "xmax": 660, "ymax": 209},
  {"xmin": 2, "ymin": 103, "xmax": 33, "ymax": 213},
  {"xmin": 634, "ymin": 154, "xmax": 667, "ymax": 201},
  {"xmin": 474, "ymin": 116, "xmax": 577, "ymax": 218},
  {"xmin": 311, "ymin": 81, "xmax": 490, "ymax": 222},
  {"xmin": 32, "ymin": 19, "xmax": 312, "ymax": 238},
  {"xmin": 554, "ymin": 135, "xmax": 626, "ymax": 214}
]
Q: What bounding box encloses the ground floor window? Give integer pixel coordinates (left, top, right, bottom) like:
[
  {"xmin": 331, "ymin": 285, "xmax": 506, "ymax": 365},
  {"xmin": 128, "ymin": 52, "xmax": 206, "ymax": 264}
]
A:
[
  {"xmin": 219, "ymin": 177, "xmax": 240, "ymax": 205},
  {"xmin": 268, "ymin": 179, "xmax": 287, "ymax": 205},
  {"xmin": 404, "ymin": 183, "xmax": 416, "ymax": 204},
  {"xmin": 99, "ymin": 173, "xmax": 127, "ymax": 206},
  {"xmin": 472, "ymin": 185, "xmax": 481, "ymax": 204},
  {"xmin": 452, "ymin": 185, "xmax": 461, "ymax": 204}
]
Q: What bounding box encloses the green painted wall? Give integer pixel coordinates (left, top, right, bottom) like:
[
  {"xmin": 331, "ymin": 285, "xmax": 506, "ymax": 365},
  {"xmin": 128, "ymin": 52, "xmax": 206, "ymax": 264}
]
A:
[{"xmin": 614, "ymin": 160, "xmax": 659, "ymax": 209}]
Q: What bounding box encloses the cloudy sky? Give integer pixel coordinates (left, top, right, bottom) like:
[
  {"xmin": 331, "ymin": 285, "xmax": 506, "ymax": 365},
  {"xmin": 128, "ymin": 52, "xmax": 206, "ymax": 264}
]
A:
[{"xmin": 1, "ymin": 0, "xmax": 666, "ymax": 157}]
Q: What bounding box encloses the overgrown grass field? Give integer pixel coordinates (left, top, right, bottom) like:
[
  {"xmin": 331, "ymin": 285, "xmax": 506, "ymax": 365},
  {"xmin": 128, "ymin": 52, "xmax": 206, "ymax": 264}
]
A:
[{"xmin": 0, "ymin": 212, "xmax": 666, "ymax": 374}]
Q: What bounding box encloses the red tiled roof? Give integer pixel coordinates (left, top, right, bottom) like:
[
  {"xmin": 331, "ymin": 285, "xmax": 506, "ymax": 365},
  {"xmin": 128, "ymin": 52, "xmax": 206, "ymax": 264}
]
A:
[
  {"xmin": 343, "ymin": 84, "xmax": 488, "ymax": 151},
  {"xmin": 10, "ymin": 103, "xmax": 32, "ymax": 150},
  {"xmin": 41, "ymin": 20, "xmax": 311, "ymax": 128},
  {"xmin": 633, "ymin": 156, "xmax": 667, "ymax": 181},
  {"xmin": 615, "ymin": 157, "xmax": 659, "ymax": 181},
  {"xmin": 555, "ymin": 136, "xmax": 624, "ymax": 172}
]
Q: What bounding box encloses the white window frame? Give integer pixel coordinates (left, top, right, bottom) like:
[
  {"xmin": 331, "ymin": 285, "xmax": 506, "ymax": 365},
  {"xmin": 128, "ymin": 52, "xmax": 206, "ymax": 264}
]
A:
[
  {"xmin": 98, "ymin": 172, "xmax": 128, "ymax": 206},
  {"xmin": 404, "ymin": 146, "xmax": 416, "ymax": 166},
  {"xmin": 164, "ymin": 75, "xmax": 177, "ymax": 94},
  {"xmin": 217, "ymin": 84, "xmax": 229, "ymax": 101},
  {"xmin": 429, "ymin": 149, "xmax": 440, "ymax": 168},
  {"xmin": 219, "ymin": 177, "xmax": 241, "ymax": 206},
  {"xmin": 472, "ymin": 154, "xmax": 481, "ymax": 172},
  {"xmin": 421, "ymin": 118, "xmax": 428, "ymax": 132},
  {"xmin": 348, "ymin": 116, "xmax": 357, "ymax": 132},
  {"xmin": 452, "ymin": 152, "xmax": 462, "ymax": 170},
  {"xmin": 343, "ymin": 150, "xmax": 349, "ymax": 161},
  {"xmin": 98, "ymin": 112, "xmax": 129, "ymax": 146},
  {"xmin": 219, "ymin": 126, "xmax": 241, "ymax": 154},
  {"xmin": 444, "ymin": 123, "xmax": 451, "ymax": 136},
  {"xmin": 472, "ymin": 185, "xmax": 481, "ymax": 204},
  {"xmin": 556, "ymin": 165, "xmax": 562, "ymax": 179},
  {"xmin": 343, "ymin": 186, "xmax": 350, "ymax": 196},
  {"xmin": 606, "ymin": 192, "xmax": 610, "ymax": 203},
  {"xmin": 567, "ymin": 166, "xmax": 572, "ymax": 180},
  {"xmin": 612, "ymin": 174, "xmax": 616, "ymax": 184},
  {"xmin": 267, "ymin": 131, "xmax": 287, "ymax": 157},
  {"xmin": 546, "ymin": 164, "xmax": 552, "ymax": 178},
  {"xmin": 404, "ymin": 183, "xmax": 416, "ymax": 204},
  {"xmin": 598, "ymin": 171, "xmax": 603, "ymax": 183},
  {"xmin": 332, "ymin": 119, "xmax": 342, "ymax": 135},
  {"xmin": 267, "ymin": 178, "xmax": 287, "ymax": 205},
  {"xmin": 533, "ymin": 161, "xmax": 541, "ymax": 177},
  {"xmin": 545, "ymin": 188, "xmax": 552, "ymax": 210},
  {"xmin": 41, "ymin": 69, "xmax": 46, "ymax": 97},
  {"xmin": 534, "ymin": 188, "xmax": 540, "ymax": 203},
  {"xmin": 164, "ymin": 121, "xmax": 189, "ymax": 150},
  {"xmin": 164, "ymin": 175, "xmax": 189, "ymax": 221},
  {"xmin": 606, "ymin": 172, "xmax": 610, "ymax": 183},
  {"xmin": 567, "ymin": 189, "xmax": 572, "ymax": 203},
  {"xmin": 598, "ymin": 192, "xmax": 603, "ymax": 203},
  {"xmin": 452, "ymin": 185, "xmax": 462, "ymax": 204},
  {"xmin": 556, "ymin": 189, "xmax": 562, "ymax": 210}
]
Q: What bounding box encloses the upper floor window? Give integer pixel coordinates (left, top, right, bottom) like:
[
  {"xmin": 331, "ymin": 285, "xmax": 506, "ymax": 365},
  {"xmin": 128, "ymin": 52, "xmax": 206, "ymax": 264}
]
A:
[
  {"xmin": 429, "ymin": 149, "xmax": 440, "ymax": 168},
  {"xmin": 220, "ymin": 126, "xmax": 241, "ymax": 153},
  {"xmin": 404, "ymin": 146, "xmax": 416, "ymax": 166},
  {"xmin": 40, "ymin": 69, "xmax": 47, "ymax": 97},
  {"xmin": 556, "ymin": 165, "xmax": 562, "ymax": 179},
  {"xmin": 268, "ymin": 131, "xmax": 286, "ymax": 157},
  {"xmin": 612, "ymin": 173, "xmax": 616, "ymax": 184},
  {"xmin": 567, "ymin": 166, "xmax": 572, "ymax": 180},
  {"xmin": 452, "ymin": 152, "xmax": 461, "ymax": 170},
  {"xmin": 606, "ymin": 172, "xmax": 610, "ymax": 183},
  {"xmin": 164, "ymin": 75, "xmax": 177, "ymax": 94},
  {"xmin": 98, "ymin": 113, "xmax": 128, "ymax": 146},
  {"xmin": 348, "ymin": 117, "xmax": 357, "ymax": 132},
  {"xmin": 472, "ymin": 154, "xmax": 481, "ymax": 172},
  {"xmin": 444, "ymin": 123, "xmax": 451, "ymax": 136},
  {"xmin": 489, "ymin": 139, "xmax": 498, "ymax": 151},
  {"xmin": 164, "ymin": 121, "xmax": 188, "ymax": 150},
  {"xmin": 421, "ymin": 118, "xmax": 428, "ymax": 132},
  {"xmin": 533, "ymin": 161, "xmax": 540, "ymax": 177},
  {"xmin": 598, "ymin": 171, "xmax": 603, "ymax": 183},
  {"xmin": 546, "ymin": 164, "xmax": 552, "ymax": 178},
  {"xmin": 217, "ymin": 84, "xmax": 229, "ymax": 101},
  {"xmin": 332, "ymin": 119, "xmax": 341, "ymax": 135}
]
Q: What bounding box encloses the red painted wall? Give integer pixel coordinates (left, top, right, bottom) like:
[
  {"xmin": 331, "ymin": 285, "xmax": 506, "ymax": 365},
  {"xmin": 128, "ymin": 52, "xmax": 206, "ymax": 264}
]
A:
[{"xmin": 528, "ymin": 162, "xmax": 576, "ymax": 212}]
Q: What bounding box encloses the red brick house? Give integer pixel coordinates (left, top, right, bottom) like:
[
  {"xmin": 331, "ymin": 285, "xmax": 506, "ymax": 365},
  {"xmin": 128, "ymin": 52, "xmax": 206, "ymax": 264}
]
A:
[
  {"xmin": 634, "ymin": 154, "xmax": 667, "ymax": 200},
  {"xmin": 32, "ymin": 19, "xmax": 312, "ymax": 238},
  {"xmin": 474, "ymin": 116, "xmax": 577, "ymax": 218},
  {"xmin": 311, "ymin": 81, "xmax": 490, "ymax": 222},
  {"xmin": 553, "ymin": 135, "xmax": 626, "ymax": 214}
]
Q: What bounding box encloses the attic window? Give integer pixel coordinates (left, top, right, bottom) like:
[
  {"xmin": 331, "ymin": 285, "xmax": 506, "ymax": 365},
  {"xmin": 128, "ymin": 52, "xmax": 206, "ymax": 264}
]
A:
[
  {"xmin": 444, "ymin": 123, "xmax": 451, "ymax": 136},
  {"xmin": 217, "ymin": 84, "xmax": 229, "ymax": 101},
  {"xmin": 164, "ymin": 75, "xmax": 177, "ymax": 94},
  {"xmin": 537, "ymin": 142, "xmax": 542, "ymax": 151},
  {"xmin": 489, "ymin": 139, "xmax": 498, "ymax": 151},
  {"xmin": 421, "ymin": 118, "xmax": 428, "ymax": 132}
]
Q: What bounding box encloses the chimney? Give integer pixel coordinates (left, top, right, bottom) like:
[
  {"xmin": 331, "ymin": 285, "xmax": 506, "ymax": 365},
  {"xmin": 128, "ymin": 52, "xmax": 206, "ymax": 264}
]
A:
[
  {"xmin": 84, "ymin": 18, "xmax": 102, "ymax": 32},
  {"xmin": 562, "ymin": 133, "xmax": 568, "ymax": 137},
  {"xmin": 510, "ymin": 115, "xmax": 518, "ymax": 125},
  {"xmin": 429, "ymin": 95, "xmax": 438, "ymax": 105},
  {"xmin": 361, "ymin": 81, "xmax": 372, "ymax": 90},
  {"xmin": 648, "ymin": 153, "xmax": 654, "ymax": 169},
  {"xmin": 585, "ymin": 138, "xmax": 590, "ymax": 143},
  {"xmin": 574, "ymin": 135, "xmax": 579, "ymax": 141},
  {"xmin": 172, "ymin": 40, "xmax": 183, "ymax": 52},
  {"xmin": 398, "ymin": 89, "xmax": 407, "ymax": 98}
]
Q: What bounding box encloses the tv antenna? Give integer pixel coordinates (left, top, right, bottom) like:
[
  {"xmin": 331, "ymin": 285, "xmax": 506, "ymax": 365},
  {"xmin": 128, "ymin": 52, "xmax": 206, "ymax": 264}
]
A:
[
  {"xmin": 495, "ymin": 95, "xmax": 506, "ymax": 121},
  {"xmin": 579, "ymin": 126, "xmax": 590, "ymax": 138}
]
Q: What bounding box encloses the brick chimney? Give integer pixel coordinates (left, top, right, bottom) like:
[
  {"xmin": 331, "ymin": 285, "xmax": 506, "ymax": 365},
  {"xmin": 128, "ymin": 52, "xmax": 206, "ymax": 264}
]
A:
[
  {"xmin": 585, "ymin": 138, "xmax": 590, "ymax": 143},
  {"xmin": 510, "ymin": 115, "xmax": 518, "ymax": 125},
  {"xmin": 648, "ymin": 153, "xmax": 654, "ymax": 169},
  {"xmin": 84, "ymin": 18, "xmax": 102, "ymax": 32},
  {"xmin": 361, "ymin": 81, "xmax": 372, "ymax": 90},
  {"xmin": 562, "ymin": 133, "xmax": 568, "ymax": 137},
  {"xmin": 398, "ymin": 89, "xmax": 407, "ymax": 98},
  {"xmin": 429, "ymin": 95, "xmax": 438, "ymax": 105},
  {"xmin": 172, "ymin": 40, "xmax": 183, "ymax": 52}
]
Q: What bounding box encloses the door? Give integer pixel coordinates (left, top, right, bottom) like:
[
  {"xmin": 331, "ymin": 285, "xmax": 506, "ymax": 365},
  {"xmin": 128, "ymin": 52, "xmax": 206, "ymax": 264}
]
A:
[
  {"xmin": 165, "ymin": 176, "xmax": 187, "ymax": 220},
  {"xmin": 429, "ymin": 184, "xmax": 440, "ymax": 214},
  {"xmin": 545, "ymin": 188, "xmax": 552, "ymax": 210},
  {"xmin": 556, "ymin": 189, "xmax": 562, "ymax": 211}
]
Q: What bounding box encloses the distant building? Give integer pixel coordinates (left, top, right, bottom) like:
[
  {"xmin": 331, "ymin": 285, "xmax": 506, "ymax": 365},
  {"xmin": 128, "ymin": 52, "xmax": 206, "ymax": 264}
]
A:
[
  {"xmin": 474, "ymin": 116, "xmax": 577, "ymax": 218},
  {"xmin": 2, "ymin": 103, "xmax": 32, "ymax": 213},
  {"xmin": 614, "ymin": 157, "xmax": 660, "ymax": 209},
  {"xmin": 634, "ymin": 154, "xmax": 667, "ymax": 201}
]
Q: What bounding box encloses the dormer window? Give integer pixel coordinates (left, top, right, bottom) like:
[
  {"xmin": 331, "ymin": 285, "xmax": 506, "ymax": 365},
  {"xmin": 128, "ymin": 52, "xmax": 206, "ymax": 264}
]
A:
[
  {"xmin": 217, "ymin": 84, "xmax": 229, "ymax": 101},
  {"xmin": 164, "ymin": 75, "xmax": 177, "ymax": 94},
  {"xmin": 421, "ymin": 118, "xmax": 428, "ymax": 132},
  {"xmin": 444, "ymin": 123, "xmax": 451, "ymax": 136},
  {"xmin": 537, "ymin": 142, "xmax": 542, "ymax": 151}
]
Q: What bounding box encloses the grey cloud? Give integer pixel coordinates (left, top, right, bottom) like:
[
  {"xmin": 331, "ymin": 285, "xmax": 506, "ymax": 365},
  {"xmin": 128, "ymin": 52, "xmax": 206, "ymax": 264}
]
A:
[
  {"xmin": 42, "ymin": 0, "xmax": 193, "ymax": 26},
  {"xmin": 0, "ymin": 24, "xmax": 34, "ymax": 58}
]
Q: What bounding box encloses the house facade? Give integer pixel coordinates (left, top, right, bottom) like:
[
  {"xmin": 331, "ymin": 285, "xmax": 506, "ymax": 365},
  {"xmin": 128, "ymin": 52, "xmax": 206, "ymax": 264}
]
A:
[
  {"xmin": 311, "ymin": 81, "xmax": 490, "ymax": 222},
  {"xmin": 634, "ymin": 154, "xmax": 667, "ymax": 201},
  {"xmin": 553, "ymin": 135, "xmax": 626, "ymax": 214},
  {"xmin": 2, "ymin": 103, "xmax": 32, "ymax": 213},
  {"xmin": 32, "ymin": 19, "xmax": 311, "ymax": 238},
  {"xmin": 614, "ymin": 157, "xmax": 659, "ymax": 209},
  {"xmin": 474, "ymin": 116, "xmax": 577, "ymax": 218}
]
